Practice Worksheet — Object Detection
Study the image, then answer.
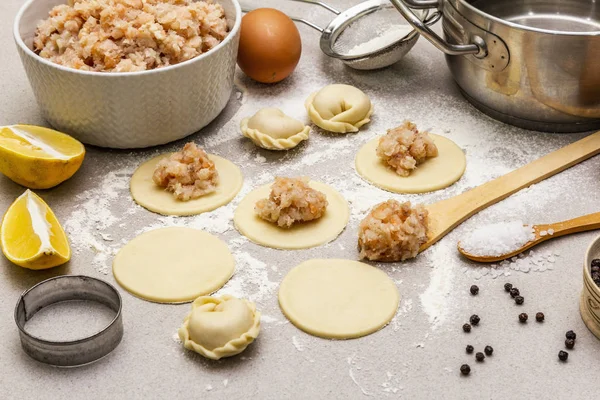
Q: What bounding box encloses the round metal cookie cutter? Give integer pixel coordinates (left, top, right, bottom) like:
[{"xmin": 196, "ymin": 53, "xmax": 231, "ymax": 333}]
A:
[{"xmin": 14, "ymin": 275, "xmax": 123, "ymax": 367}]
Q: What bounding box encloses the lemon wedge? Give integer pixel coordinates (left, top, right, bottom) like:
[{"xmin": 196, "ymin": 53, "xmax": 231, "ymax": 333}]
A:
[
  {"xmin": 1, "ymin": 190, "xmax": 71, "ymax": 270},
  {"xmin": 0, "ymin": 125, "xmax": 85, "ymax": 189}
]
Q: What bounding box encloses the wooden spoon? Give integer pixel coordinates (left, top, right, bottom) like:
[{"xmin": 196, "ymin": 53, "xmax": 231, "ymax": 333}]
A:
[
  {"xmin": 420, "ymin": 130, "xmax": 600, "ymax": 253},
  {"xmin": 456, "ymin": 212, "xmax": 600, "ymax": 263}
]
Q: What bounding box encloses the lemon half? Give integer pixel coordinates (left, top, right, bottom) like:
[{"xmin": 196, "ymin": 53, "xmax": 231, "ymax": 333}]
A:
[
  {"xmin": 1, "ymin": 190, "xmax": 71, "ymax": 270},
  {"xmin": 0, "ymin": 125, "xmax": 85, "ymax": 189}
]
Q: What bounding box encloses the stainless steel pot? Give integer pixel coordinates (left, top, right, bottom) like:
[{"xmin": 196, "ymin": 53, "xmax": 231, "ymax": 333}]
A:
[{"xmin": 390, "ymin": 0, "xmax": 600, "ymax": 133}]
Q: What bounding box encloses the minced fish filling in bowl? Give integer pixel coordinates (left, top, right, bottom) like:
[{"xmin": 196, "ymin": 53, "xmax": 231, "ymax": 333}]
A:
[{"xmin": 33, "ymin": 0, "xmax": 229, "ymax": 72}]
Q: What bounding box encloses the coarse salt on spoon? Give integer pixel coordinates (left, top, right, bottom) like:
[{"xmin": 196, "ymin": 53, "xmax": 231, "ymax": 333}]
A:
[
  {"xmin": 457, "ymin": 212, "xmax": 600, "ymax": 263},
  {"xmin": 419, "ymin": 130, "xmax": 600, "ymax": 254}
]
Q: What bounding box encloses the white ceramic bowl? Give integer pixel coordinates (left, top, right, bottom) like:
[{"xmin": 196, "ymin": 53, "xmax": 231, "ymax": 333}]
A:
[{"xmin": 13, "ymin": 0, "xmax": 241, "ymax": 149}]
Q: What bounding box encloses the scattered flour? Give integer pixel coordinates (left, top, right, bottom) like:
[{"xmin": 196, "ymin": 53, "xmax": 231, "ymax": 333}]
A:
[
  {"xmin": 137, "ymin": 203, "xmax": 235, "ymax": 235},
  {"xmin": 261, "ymin": 315, "xmax": 279, "ymax": 324},
  {"xmin": 63, "ymin": 167, "xmax": 136, "ymax": 274},
  {"xmin": 420, "ymin": 243, "xmax": 457, "ymax": 329},
  {"xmin": 380, "ymin": 371, "xmax": 400, "ymax": 394},
  {"xmin": 347, "ymin": 355, "xmax": 372, "ymax": 397},
  {"xmin": 172, "ymin": 331, "xmax": 182, "ymax": 344},
  {"xmin": 216, "ymin": 252, "xmax": 278, "ymax": 302},
  {"xmin": 292, "ymin": 336, "xmax": 305, "ymax": 352}
]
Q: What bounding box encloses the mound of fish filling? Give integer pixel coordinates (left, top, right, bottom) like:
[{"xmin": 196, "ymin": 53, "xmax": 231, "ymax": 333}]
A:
[
  {"xmin": 377, "ymin": 121, "xmax": 438, "ymax": 177},
  {"xmin": 255, "ymin": 177, "xmax": 328, "ymax": 228},
  {"xmin": 358, "ymin": 200, "xmax": 429, "ymax": 261},
  {"xmin": 153, "ymin": 142, "xmax": 219, "ymax": 201},
  {"xmin": 33, "ymin": 0, "xmax": 228, "ymax": 72}
]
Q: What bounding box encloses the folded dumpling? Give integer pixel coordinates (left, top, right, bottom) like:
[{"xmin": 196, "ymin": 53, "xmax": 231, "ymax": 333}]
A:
[
  {"xmin": 305, "ymin": 84, "xmax": 373, "ymax": 133},
  {"xmin": 178, "ymin": 295, "xmax": 261, "ymax": 360},
  {"xmin": 241, "ymin": 108, "xmax": 310, "ymax": 150}
]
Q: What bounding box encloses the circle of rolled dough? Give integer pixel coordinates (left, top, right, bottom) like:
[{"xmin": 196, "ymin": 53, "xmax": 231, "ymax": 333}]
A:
[
  {"xmin": 278, "ymin": 259, "xmax": 400, "ymax": 339},
  {"xmin": 233, "ymin": 181, "xmax": 349, "ymax": 250},
  {"xmin": 355, "ymin": 134, "xmax": 466, "ymax": 193},
  {"xmin": 113, "ymin": 227, "xmax": 234, "ymax": 303},
  {"xmin": 130, "ymin": 153, "xmax": 243, "ymax": 216}
]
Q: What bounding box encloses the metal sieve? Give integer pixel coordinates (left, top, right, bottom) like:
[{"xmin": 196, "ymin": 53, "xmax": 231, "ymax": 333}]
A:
[{"xmin": 245, "ymin": 0, "xmax": 441, "ymax": 70}]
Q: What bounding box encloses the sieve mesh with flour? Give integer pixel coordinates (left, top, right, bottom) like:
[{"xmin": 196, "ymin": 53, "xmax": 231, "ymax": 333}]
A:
[{"xmin": 244, "ymin": 0, "xmax": 441, "ymax": 70}]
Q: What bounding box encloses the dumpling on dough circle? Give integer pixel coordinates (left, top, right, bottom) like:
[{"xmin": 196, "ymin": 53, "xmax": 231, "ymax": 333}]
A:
[
  {"xmin": 305, "ymin": 84, "xmax": 373, "ymax": 133},
  {"xmin": 241, "ymin": 108, "xmax": 310, "ymax": 150},
  {"xmin": 178, "ymin": 295, "xmax": 261, "ymax": 360}
]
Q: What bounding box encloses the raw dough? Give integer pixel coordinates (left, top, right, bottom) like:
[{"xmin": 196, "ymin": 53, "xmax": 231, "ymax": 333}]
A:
[
  {"xmin": 179, "ymin": 295, "xmax": 261, "ymax": 360},
  {"xmin": 305, "ymin": 84, "xmax": 373, "ymax": 133},
  {"xmin": 113, "ymin": 227, "xmax": 234, "ymax": 303},
  {"xmin": 278, "ymin": 259, "xmax": 400, "ymax": 339},
  {"xmin": 131, "ymin": 153, "xmax": 243, "ymax": 216},
  {"xmin": 355, "ymin": 134, "xmax": 466, "ymax": 193},
  {"xmin": 233, "ymin": 180, "xmax": 349, "ymax": 249},
  {"xmin": 241, "ymin": 108, "xmax": 310, "ymax": 150}
]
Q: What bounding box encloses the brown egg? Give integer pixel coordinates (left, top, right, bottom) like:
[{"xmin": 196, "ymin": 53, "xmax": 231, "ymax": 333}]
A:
[{"xmin": 237, "ymin": 8, "xmax": 302, "ymax": 84}]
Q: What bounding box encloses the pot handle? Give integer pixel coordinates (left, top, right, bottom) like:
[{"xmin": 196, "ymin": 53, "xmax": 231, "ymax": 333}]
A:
[{"xmin": 389, "ymin": 0, "xmax": 487, "ymax": 57}]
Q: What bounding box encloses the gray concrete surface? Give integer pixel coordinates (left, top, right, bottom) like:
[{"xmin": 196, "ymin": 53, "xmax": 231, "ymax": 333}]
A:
[{"xmin": 1, "ymin": 0, "xmax": 600, "ymax": 399}]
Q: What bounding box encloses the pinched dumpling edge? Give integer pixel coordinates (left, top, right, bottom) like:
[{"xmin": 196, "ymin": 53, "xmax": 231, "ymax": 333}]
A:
[
  {"xmin": 240, "ymin": 116, "xmax": 310, "ymax": 151},
  {"xmin": 304, "ymin": 85, "xmax": 374, "ymax": 133},
  {"xmin": 178, "ymin": 294, "xmax": 261, "ymax": 360}
]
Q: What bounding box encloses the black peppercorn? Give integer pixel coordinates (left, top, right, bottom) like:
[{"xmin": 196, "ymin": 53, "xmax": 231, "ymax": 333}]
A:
[
  {"xmin": 558, "ymin": 350, "xmax": 569, "ymax": 361},
  {"xmin": 470, "ymin": 285, "xmax": 479, "ymax": 295},
  {"xmin": 591, "ymin": 265, "xmax": 600, "ymax": 274},
  {"xmin": 566, "ymin": 330, "xmax": 576, "ymax": 340},
  {"xmin": 460, "ymin": 364, "xmax": 471, "ymax": 375},
  {"xmin": 515, "ymin": 296, "xmax": 524, "ymax": 305},
  {"xmin": 475, "ymin": 352, "xmax": 485, "ymax": 362},
  {"xmin": 484, "ymin": 345, "xmax": 493, "ymax": 356},
  {"xmin": 519, "ymin": 313, "xmax": 528, "ymax": 323},
  {"xmin": 463, "ymin": 323, "xmax": 472, "ymax": 333},
  {"xmin": 510, "ymin": 288, "xmax": 520, "ymax": 298},
  {"xmin": 504, "ymin": 283, "xmax": 512, "ymax": 292},
  {"xmin": 470, "ymin": 314, "xmax": 480, "ymax": 326},
  {"xmin": 592, "ymin": 259, "xmax": 600, "ymax": 268},
  {"xmin": 536, "ymin": 312, "xmax": 545, "ymax": 322},
  {"xmin": 466, "ymin": 345, "xmax": 474, "ymax": 354},
  {"xmin": 565, "ymin": 339, "xmax": 575, "ymax": 349}
]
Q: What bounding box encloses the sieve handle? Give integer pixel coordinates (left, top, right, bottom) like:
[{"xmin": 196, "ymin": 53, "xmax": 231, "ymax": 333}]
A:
[
  {"xmin": 290, "ymin": 16, "xmax": 324, "ymax": 32},
  {"xmin": 287, "ymin": 0, "xmax": 340, "ymax": 15},
  {"xmin": 389, "ymin": 0, "xmax": 485, "ymax": 57},
  {"xmin": 241, "ymin": 7, "xmax": 325, "ymax": 32}
]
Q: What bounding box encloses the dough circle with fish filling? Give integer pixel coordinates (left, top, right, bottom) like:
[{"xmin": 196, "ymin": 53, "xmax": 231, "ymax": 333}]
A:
[
  {"xmin": 278, "ymin": 259, "xmax": 400, "ymax": 339},
  {"xmin": 130, "ymin": 153, "xmax": 243, "ymax": 216},
  {"xmin": 355, "ymin": 134, "xmax": 466, "ymax": 193},
  {"xmin": 113, "ymin": 227, "xmax": 234, "ymax": 303},
  {"xmin": 233, "ymin": 180, "xmax": 349, "ymax": 249}
]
